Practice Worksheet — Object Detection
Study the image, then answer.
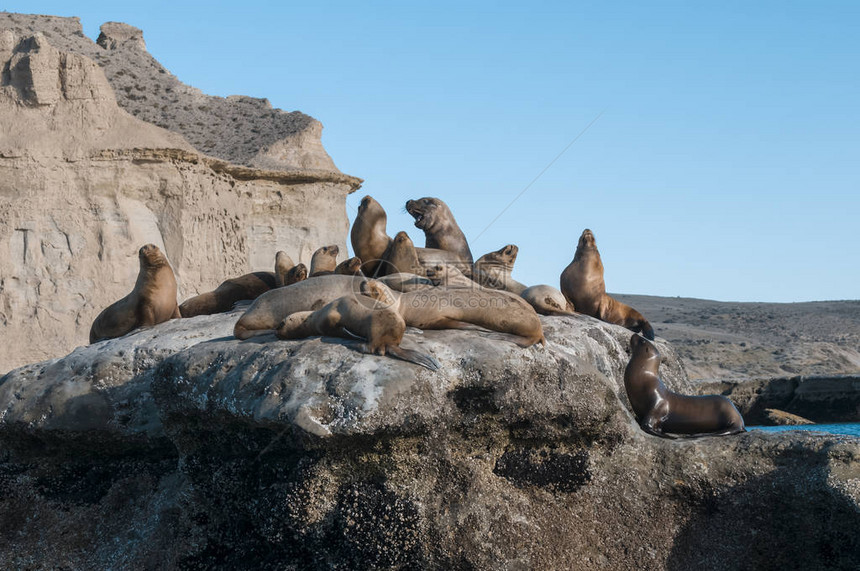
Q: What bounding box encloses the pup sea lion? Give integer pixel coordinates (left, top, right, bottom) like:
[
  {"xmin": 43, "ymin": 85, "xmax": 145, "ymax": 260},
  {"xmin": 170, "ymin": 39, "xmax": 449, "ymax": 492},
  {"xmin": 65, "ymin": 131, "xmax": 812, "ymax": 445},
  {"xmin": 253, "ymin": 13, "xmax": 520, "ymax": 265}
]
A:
[
  {"xmin": 625, "ymin": 334, "xmax": 745, "ymax": 438},
  {"xmin": 335, "ymin": 256, "xmax": 364, "ymax": 276},
  {"xmin": 234, "ymin": 274, "xmax": 368, "ymax": 339},
  {"xmin": 283, "ymin": 263, "xmax": 308, "ymax": 286},
  {"xmin": 310, "ymin": 245, "xmax": 339, "ymax": 277},
  {"xmin": 521, "ymin": 285, "xmax": 575, "ymax": 316},
  {"xmin": 351, "ymin": 195, "xmax": 392, "ymax": 276},
  {"xmin": 90, "ymin": 244, "xmax": 180, "ymax": 343},
  {"xmin": 405, "ymin": 197, "xmax": 473, "ymax": 263},
  {"xmin": 474, "ymin": 244, "xmax": 527, "ymax": 294},
  {"xmin": 275, "ymin": 280, "xmax": 440, "ymax": 370},
  {"xmin": 376, "ymin": 272, "xmax": 436, "ymax": 292},
  {"xmin": 560, "ymin": 229, "xmax": 654, "ymax": 340},
  {"xmin": 275, "ymin": 251, "xmax": 295, "ymax": 287}
]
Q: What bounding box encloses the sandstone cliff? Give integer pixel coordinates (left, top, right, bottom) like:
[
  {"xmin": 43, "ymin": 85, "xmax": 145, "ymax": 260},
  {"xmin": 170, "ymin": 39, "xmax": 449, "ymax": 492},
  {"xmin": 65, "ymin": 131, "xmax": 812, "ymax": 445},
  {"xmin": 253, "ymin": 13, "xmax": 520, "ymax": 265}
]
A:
[
  {"xmin": 0, "ymin": 17, "xmax": 361, "ymax": 372},
  {"xmin": 0, "ymin": 313, "xmax": 856, "ymax": 569}
]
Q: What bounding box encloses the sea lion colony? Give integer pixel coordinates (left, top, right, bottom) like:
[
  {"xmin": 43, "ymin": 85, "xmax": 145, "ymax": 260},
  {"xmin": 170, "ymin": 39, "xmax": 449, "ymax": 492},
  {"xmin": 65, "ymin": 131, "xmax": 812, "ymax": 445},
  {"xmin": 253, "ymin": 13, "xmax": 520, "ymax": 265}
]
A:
[{"xmin": 89, "ymin": 196, "xmax": 743, "ymax": 438}]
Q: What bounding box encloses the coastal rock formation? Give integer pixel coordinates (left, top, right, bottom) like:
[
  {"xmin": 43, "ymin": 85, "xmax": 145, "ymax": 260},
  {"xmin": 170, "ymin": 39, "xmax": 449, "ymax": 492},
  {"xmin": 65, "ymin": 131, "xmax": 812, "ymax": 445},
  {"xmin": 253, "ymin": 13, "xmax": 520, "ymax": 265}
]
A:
[
  {"xmin": 1, "ymin": 12, "xmax": 338, "ymax": 171},
  {"xmin": 697, "ymin": 375, "xmax": 860, "ymax": 425},
  {"xmin": 0, "ymin": 20, "xmax": 361, "ymax": 372},
  {"xmin": 0, "ymin": 314, "xmax": 857, "ymax": 569}
]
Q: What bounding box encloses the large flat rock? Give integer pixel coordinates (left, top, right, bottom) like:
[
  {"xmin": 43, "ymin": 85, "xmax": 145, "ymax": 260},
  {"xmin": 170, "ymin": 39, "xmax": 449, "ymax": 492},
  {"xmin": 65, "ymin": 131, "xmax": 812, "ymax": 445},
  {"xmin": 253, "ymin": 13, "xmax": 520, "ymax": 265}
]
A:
[{"xmin": 0, "ymin": 312, "xmax": 857, "ymax": 569}]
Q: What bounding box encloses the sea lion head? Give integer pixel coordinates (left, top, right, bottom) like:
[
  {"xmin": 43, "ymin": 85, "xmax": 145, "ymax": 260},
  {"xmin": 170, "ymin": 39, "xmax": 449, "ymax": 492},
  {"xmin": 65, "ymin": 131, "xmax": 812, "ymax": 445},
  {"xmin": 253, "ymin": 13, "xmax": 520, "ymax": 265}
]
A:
[
  {"xmin": 275, "ymin": 250, "xmax": 295, "ymax": 271},
  {"xmin": 476, "ymin": 244, "xmax": 518, "ymax": 271},
  {"xmin": 578, "ymin": 229, "xmax": 596, "ymax": 250},
  {"xmin": 138, "ymin": 244, "xmax": 168, "ymax": 268},
  {"xmin": 358, "ymin": 195, "xmax": 385, "ymax": 219},
  {"xmin": 393, "ymin": 231, "xmax": 414, "ymax": 247},
  {"xmin": 284, "ymin": 263, "xmax": 308, "ymax": 285},
  {"xmin": 405, "ymin": 197, "xmax": 448, "ymax": 231},
  {"xmin": 360, "ymin": 279, "xmax": 398, "ymax": 308},
  {"xmin": 316, "ymin": 244, "xmax": 339, "ymax": 257},
  {"xmin": 336, "ymin": 256, "xmax": 364, "ymax": 275},
  {"xmin": 630, "ymin": 334, "xmax": 661, "ymax": 368},
  {"xmin": 424, "ymin": 263, "xmax": 445, "ymax": 284}
]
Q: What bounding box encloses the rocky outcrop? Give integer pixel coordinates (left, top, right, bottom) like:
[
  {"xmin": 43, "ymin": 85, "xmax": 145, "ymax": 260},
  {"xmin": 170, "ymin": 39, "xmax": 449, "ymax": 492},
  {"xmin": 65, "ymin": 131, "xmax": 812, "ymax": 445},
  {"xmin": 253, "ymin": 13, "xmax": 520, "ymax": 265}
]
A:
[
  {"xmin": 697, "ymin": 375, "xmax": 860, "ymax": 425},
  {"xmin": 765, "ymin": 408, "xmax": 814, "ymax": 426},
  {"xmin": 0, "ymin": 25, "xmax": 361, "ymax": 372},
  {"xmin": 0, "ymin": 314, "xmax": 857, "ymax": 569},
  {"xmin": 1, "ymin": 12, "xmax": 338, "ymax": 171}
]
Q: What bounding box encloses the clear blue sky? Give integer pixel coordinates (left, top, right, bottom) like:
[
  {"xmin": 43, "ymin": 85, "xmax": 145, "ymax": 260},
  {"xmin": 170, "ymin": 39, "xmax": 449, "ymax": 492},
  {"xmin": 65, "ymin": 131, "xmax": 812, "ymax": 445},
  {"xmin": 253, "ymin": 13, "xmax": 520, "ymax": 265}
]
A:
[{"xmin": 8, "ymin": 1, "xmax": 859, "ymax": 302}]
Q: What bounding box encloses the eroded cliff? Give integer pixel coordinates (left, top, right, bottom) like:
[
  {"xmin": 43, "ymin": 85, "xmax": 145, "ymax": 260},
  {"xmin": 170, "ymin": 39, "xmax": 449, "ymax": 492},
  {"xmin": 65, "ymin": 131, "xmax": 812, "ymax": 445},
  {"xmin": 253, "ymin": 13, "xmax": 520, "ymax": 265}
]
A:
[{"xmin": 0, "ymin": 18, "xmax": 361, "ymax": 371}]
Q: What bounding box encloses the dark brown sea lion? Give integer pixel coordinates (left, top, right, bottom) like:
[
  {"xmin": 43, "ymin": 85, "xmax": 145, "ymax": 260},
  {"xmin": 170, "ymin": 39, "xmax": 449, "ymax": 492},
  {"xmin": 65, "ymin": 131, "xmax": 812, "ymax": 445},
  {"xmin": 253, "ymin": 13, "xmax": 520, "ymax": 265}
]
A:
[
  {"xmin": 234, "ymin": 274, "xmax": 368, "ymax": 339},
  {"xmin": 179, "ymin": 272, "xmax": 278, "ymax": 318},
  {"xmin": 274, "ymin": 251, "xmax": 295, "ymax": 287},
  {"xmin": 350, "ymin": 195, "xmax": 392, "ymax": 276},
  {"xmin": 473, "ymin": 244, "xmax": 527, "ymax": 293},
  {"xmin": 335, "ymin": 256, "xmax": 364, "ymax": 276},
  {"xmin": 521, "ymin": 285, "xmax": 575, "ymax": 316},
  {"xmin": 560, "ymin": 229, "xmax": 654, "ymax": 340},
  {"xmin": 405, "ymin": 197, "xmax": 473, "ymax": 264},
  {"xmin": 309, "ymin": 245, "xmax": 339, "ymax": 277},
  {"xmin": 90, "ymin": 244, "xmax": 180, "ymax": 343},
  {"xmin": 624, "ymin": 334, "xmax": 745, "ymax": 438},
  {"xmin": 282, "ymin": 263, "xmax": 308, "ymax": 286},
  {"xmin": 275, "ymin": 280, "xmax": 440, "ymax": 370}
]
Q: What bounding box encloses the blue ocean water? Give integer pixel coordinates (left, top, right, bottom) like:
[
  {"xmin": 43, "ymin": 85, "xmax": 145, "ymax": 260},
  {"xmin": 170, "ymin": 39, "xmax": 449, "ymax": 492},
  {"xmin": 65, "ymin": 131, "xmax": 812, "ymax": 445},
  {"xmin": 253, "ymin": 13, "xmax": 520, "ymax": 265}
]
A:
[{"xmin": 750, "ymin": 422, "xmax": 860, "ymax": 438}]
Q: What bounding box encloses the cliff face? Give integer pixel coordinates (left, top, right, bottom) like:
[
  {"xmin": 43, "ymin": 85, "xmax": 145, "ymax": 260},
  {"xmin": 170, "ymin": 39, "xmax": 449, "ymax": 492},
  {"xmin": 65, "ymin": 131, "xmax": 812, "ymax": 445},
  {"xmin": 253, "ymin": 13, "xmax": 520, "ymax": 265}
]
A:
[
  {"xmin": 0, "ymin": 313, "xmax": 857, "ymax": 569},
  {"xmin": 0, "ymin": 17, "xmax": 361, "ymax": 372}
]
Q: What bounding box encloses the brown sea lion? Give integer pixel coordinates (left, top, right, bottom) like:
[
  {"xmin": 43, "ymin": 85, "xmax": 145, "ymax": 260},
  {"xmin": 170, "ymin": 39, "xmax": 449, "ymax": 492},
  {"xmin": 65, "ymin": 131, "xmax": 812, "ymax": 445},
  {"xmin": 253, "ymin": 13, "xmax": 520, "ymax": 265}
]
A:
[
  {"xmin": 473, "ymin": 244, "xmax": 527, "ymax": 294},
  {"xmin": 521, "ymin": 285, "xmax": 575, "ymax": 316},
  {"xmin": 335, "ymin": 256, "xmax": 364, "ymax": 276},
  {"xmin": 560, "ymin": 229, "xmax": 654, "ymax": 340},
  {"xmin": 234, "ymin": 274, "xmax": 368, "ymax": 339},
  {"xmin": 309, "ymin": 245, "xmax": 339, "ymax": 277},
  {"xmin": 282, "ymin": 263, "xmax": 308, "ymax": 286},
  {"xmin": 378, "ymin": 231, "xmax": 424, "ymax": 276},
  {"xmin": 625, "ymin": 334, "xmax": 745, "ymax": 438},
  {"xmin": 275, "ymin": 280, "xmax": 440, "ymax": 370},
  {"xmin": 405, "ymin": 197, "xmax": 474, "ymax": 263},
  {"xmin": 350, "ymin": 195, "xmax": 392, "ymax": 276},
  {"xmin": 90, "ymin": 244, "xmax": 180, "ymax": 343},
  {"xmin": 179, "ymin": 272, "xmax": 278, "ymax": 318},
  {"xmin": 274, "ymin": 251, "xmax": 295, "ymax": 287},
  {"xmin": 396, "ymin": 286, "xmax": 545, "ymax": 347},
  {"xmin": 424, "ymin": 263, "xmax": 477, "ymax": 289}
]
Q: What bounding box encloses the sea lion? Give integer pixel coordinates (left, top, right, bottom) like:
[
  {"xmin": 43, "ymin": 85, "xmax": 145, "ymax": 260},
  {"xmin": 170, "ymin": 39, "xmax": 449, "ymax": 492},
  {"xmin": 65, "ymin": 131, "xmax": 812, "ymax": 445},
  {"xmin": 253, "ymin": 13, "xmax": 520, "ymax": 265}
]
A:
[
  {"xmin": 560, "ymin": 229, "xmax": 654, "ymax": 340},
  {"xmin": 405, "ymin": 197, "xmax": 474, "ymax": 264},
  {"xmin": 275, "ymin": 280, "xmax": 440, "ymax": 370},
  {"xmin": 624, "ymin": 334, "xmax": 745, "ymax": 438},
  {"xmin": 473, "ymin": 244, "xmax": 527, "ymax": 294},
  {"xmin": 282, "ymin": 263, "xmax": 308, "ymax": 286},
  {"xmin": 275, "ymin": 251, "xmax": 295, "ymax": 287},
  {"xmin": 179, "ymin": 272, "xmax": 278, "ymax": 318},
  {"xmin": 521, "ymin": 285, "xmax": 575, "ymax": 316},
  {"xmin": 90, "ymin": 244, "xmax": 180, "ymax": 343},
  {"xmin": 350, "ymin": 195, "xmax": 392, "ymax": 276},
  {"xmin": 234, "ymin": 274, "xmax": 368, "ymax": 339},
  {"xmin": 378, "ymin": 231, "xmax": 424, "ymax": 276},
  {"xmin": 309, "ymin": 245, "xmax": 339, "ymax": 277},
  {"xmin": 335, "ymin": 256, "xmax": 364, "ymax": 276},
  {"xmin": 396, "ymin": 286, "xmax": 545, "ymax": 347}
]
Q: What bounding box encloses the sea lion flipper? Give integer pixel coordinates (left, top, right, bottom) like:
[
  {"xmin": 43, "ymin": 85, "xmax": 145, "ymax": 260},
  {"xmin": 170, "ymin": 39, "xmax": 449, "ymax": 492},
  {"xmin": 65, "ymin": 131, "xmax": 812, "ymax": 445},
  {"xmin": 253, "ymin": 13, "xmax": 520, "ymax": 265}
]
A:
[{"xmin": 386, "ymin": 346, "xmax": 441, "ymax": 371}]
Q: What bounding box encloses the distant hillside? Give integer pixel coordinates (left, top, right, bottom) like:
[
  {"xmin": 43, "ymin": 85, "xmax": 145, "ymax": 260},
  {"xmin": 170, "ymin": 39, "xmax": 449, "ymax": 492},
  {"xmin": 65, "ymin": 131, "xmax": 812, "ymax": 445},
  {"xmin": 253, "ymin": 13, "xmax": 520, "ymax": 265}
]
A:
[{"xmin": 615, "ymin": 294, "xmax": 860, "ymax": 380}]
